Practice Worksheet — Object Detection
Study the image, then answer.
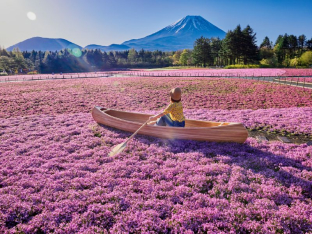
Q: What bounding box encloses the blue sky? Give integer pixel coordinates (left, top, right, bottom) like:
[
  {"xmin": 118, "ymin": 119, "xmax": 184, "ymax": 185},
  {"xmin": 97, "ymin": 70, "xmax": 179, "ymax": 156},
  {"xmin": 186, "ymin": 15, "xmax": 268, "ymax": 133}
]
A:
[{"xmin": 1, "ymin": 0, "xmax": 311, "ymax": 48}]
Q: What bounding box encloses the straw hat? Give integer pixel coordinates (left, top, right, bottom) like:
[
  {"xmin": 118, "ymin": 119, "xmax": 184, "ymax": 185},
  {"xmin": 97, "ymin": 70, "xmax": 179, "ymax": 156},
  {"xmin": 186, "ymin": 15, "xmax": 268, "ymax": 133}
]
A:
[{"xmin": 170, "ymin": 87, "xmax": 182, "ymax": 101}]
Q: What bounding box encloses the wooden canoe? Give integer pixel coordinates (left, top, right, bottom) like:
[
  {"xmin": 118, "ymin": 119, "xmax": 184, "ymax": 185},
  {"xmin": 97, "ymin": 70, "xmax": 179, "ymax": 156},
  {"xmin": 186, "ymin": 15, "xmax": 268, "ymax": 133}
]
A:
[{"xmin": 92, "ymin": 106, "xmax": 248, "ymax": 143}]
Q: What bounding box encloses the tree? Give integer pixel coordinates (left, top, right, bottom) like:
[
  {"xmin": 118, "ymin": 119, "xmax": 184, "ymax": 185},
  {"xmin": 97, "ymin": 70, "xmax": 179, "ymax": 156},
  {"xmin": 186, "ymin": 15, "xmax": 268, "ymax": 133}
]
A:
[
  {"xmin": 300, "ymin": 51, "xmax": 312, "ymax": 66},
  {"xmin": 260, "ymin": 36, "xmax": 272, "ymax": 49},
  {"xmin": 290, "ymin": 57, "xmax": 300, "ymax": 67},
  {"xmin": 307, "ymin": 38, "xmax": 312, "ymax": 50},
  {"xmin": 274, "ymin": 34, "xmax": 289, "ymax": 64},
  {"xmin": 179, "ymin": 49, "xmax": 191, "ymax": 66},
  {"xmin": 172, "ymin": 51, "xmax": 182, "ymax": 65},
  {"xmin": 221, "ymin": 25, "xmax": 258, "ymax": 65},
  {"xmin": 241, "ymin": 25, "xmax": 259, "ymax": 64},
  {"xmin": 0, "ymin": 47, "xmax": 10, "ymax": 57},
  {"xmin": 108, "ymin": 52, "xmax": 117, "ymax": 68},
  {"xmin": 298, "ymin": 34, "xmax": 306, "ymax": 49},
  {"xmin": 260, "ymin": 47, "xmax": 274, "ymax": 60},
  {"xmin": 93, "ymin": 49, "xmax": 104, "ymax": 68},
  {"xmin": 288, "ymin": 35, "xmax": 298, "ymax": 58},
  {"xmin": 210, "ymin": 38, "xmax": 222, "ymax": 66},
  {"xmin": 221, "ymin": 25, "xmax": 245, "ymax": 64},
  {"xmin": 192, "ymin": 36, "xmax": 213, "ymax": 67},
  {"xmin": 227, "ymin": 26, "xmax": 242, "ymax": 64},
  {"xmin": 128, "ymin": 48, "xmax": 138, "ymax": 62},
  {"xmin": 0, "ymin": 56, "xmax": 12, "ymax": 71}
]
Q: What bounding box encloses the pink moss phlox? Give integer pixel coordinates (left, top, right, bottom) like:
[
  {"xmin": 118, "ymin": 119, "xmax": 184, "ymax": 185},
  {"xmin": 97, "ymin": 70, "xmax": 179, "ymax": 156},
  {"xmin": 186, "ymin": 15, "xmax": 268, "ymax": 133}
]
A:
[{"xmin": 0, "ymin": 113, "xmax": 311, "ymax": 232}]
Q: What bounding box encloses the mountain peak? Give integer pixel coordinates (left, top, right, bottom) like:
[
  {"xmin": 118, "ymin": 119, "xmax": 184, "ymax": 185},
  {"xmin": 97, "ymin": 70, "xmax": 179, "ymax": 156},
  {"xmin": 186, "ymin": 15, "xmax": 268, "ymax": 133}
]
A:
[
  {"xmin": 122, "ymin": 15, "xmax": 226, "ymax": 51},
  {"xmin": 166, "ymin": 15, "xmax": 220, "ymax": 34},
  {"xmin": 7, "ymin": 37, "xmax": 82, "ymax": 52}
]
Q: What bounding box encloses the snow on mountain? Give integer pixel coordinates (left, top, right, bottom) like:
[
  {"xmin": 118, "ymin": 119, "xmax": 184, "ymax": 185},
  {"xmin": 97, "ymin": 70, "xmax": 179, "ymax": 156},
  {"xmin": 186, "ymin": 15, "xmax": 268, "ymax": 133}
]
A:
[
  {"xmin": 122, "ymin": 15, "xmax": 226, "ymax": 51},
  {"xmin": 166, "ymin": 15, "xmax": 222, "ymax": 34}
]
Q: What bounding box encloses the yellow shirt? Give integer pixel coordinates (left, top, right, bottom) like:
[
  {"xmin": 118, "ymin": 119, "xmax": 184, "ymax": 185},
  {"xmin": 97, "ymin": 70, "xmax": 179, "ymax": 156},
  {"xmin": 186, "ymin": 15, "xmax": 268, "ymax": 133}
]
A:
[{"xmin": 164, "ymin": 102, "xmax": 185, "ymax": 122}]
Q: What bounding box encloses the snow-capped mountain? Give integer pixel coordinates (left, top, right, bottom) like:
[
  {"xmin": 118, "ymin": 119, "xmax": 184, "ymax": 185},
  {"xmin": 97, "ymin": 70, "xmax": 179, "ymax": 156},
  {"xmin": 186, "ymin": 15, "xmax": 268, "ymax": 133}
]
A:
[
  {"xmin": 87, "ymin": 15, "xmax": 225, "ymax": 51},
  {"xmin": 122, "ymin": 15, "xmax": 226, "ymax": 51},
  {"xmin": 6, "ymin": 37, "xmax": 82, "ymax": 52}
]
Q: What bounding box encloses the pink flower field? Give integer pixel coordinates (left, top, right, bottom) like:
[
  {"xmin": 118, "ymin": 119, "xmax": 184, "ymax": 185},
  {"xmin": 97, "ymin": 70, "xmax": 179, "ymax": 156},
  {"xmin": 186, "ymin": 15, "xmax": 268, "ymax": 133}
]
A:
[
  {"xmin": 118, "ymin": 68, "xmax": 287, "ymax": 77},
  {"xmin": 2, "ymin": 68, "xmax": 312, "ymax": 83},
  {"xmin": 1, "ymin": 74, "xmax": 312, "ymax": 233},
  {"xmin": 120, "ymin": 68, "xmax": 312, "ymax": 77},
  {"xmin": 0, "ymin": 72, "xmax": 112, "ymax": 83},
  {"xmin": 279, "ymin": 77, "xmax": 312, "ymax": 84},
  {"xmin": 1, "ymin": 77, "xmax": 312, "ymax": 118}
]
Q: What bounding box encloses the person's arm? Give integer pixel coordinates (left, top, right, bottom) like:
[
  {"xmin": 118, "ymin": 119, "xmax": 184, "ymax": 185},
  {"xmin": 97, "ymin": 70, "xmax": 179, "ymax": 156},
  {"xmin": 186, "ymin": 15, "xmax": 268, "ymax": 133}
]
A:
[
  {"xmin": 149, "ymin": 103, "xmax": 173, "ymax": 121},
  {"xmin": 149, "ymin": 112, "xmax": 165, "ymax": 121}
]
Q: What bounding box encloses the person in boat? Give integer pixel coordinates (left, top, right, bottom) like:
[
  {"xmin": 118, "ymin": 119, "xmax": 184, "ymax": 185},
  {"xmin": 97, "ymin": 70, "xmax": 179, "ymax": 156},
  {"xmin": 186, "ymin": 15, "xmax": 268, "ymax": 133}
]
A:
[{"xmin": 149, "ymin": 87, "xmax": 185, "ymax": 127}]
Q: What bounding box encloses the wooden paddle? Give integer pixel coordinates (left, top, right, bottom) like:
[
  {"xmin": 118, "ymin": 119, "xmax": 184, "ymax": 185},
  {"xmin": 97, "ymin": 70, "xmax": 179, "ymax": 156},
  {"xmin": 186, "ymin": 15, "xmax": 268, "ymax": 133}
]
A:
[{"xmin": 109, "ymin": 119, "xmax": 150, "ymax": 157}]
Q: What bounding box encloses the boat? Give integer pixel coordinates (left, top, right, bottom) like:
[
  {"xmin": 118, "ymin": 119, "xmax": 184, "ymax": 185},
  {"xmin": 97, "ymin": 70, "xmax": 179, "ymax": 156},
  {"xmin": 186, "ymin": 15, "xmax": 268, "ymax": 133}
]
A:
[{"xmin": 92, "ymin": 106, "xmax": 248, "ymax": 143}]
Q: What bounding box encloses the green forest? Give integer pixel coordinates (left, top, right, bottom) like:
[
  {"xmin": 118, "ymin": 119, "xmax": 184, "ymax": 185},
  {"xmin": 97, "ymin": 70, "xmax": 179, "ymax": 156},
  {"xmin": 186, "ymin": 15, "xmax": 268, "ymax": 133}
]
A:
[{"xmin": 1, "ymin": 25, "xmax": 312, "ymax": 75}]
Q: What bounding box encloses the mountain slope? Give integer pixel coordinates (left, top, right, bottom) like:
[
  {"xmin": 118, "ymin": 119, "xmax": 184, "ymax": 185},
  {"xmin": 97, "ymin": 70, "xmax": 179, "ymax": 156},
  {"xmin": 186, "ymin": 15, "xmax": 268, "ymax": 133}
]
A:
[
  {"xmin": 84, "ymin": 15, "xmax": 226, "ymax": 51},
  {"xmin": 85, "ymin": 44, "xmax": 130, "ymax": 51},
  {"xmin": 6, "ymin": 37, "xmax": 82, "ymax": 52},
  {"xmin": 122, "ymin": 15, "xmax": 226, "ymax": 51}
]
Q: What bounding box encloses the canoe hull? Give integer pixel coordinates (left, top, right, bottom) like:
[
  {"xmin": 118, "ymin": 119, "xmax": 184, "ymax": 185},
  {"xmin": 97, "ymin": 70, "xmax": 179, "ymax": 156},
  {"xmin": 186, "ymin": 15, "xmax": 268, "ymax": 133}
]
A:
[{"xmin": 92, "ymin": 106, "xmax": 248, "ymax": 143}]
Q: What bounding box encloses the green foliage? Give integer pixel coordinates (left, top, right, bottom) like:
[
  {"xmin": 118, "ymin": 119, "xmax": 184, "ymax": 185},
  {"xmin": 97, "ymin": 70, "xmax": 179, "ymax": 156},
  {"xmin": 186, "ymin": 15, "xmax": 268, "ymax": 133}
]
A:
[
  {"xmin": 159, "ymin": 66, "xmax": 198, "ymax": 69},
  {"xmin": 220, "ymin": 25, "xmax": 259, "ymax": 65},
  {"xmin": 259, "ymin": 47, "xmax": 274, "ymax": 59},
  {"xmin": 289, "ymin": 57, "xmax": 300, "ymax": 67},
  {"xmin": 27, "ymin": 71, "xmax": 38, "ymax": 75},
  {"xmin": 192, "ymin": 36, "xmax": 213, "ymax": 67},
  {"xmin": 307, "ymin": 39, "xmax": 312, "ymax": 50},
  {"xmin": 128, "ymin": 48, "xmax": 138, "ymax": 62},
  {"xmin": 260, "ymin": 56, "xmax": 278, "ymax": 67},
  {"xmin": 298, "ymin": 34, "xmax": 306, "ymax": 48},
  {"xmin": 224, "ymin": 64, "xmax": 260, "ymax": 69},
  {"xmin": 260, "ymin": 36, "xmax": 272, "ymax": 49},
  {"xmin": 179, "ymin": 49, "xmax": 191, "ymax": 66},
  {"xmin": 172, "ymin": 51, "xmax": 182, "ymax": 65},
  {"xmin": 300, "ymin": 51, "xmax": 312, "ymax": 66},
  {"xmin": 282, "ymin": 57, "xmax": 290, "ymax": 67}
]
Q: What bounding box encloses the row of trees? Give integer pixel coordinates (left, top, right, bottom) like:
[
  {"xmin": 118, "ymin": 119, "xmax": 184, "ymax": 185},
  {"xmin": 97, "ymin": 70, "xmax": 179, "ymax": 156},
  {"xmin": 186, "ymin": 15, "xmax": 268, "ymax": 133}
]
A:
[
  {"xmin": 0, "ymin": 48, "xmax": 34, "ymax": 74},
  {"xmin": 1, "ymin": 25, "xmax": 312, "ymax": 74},
  {"xmin": 0, "ymin": 48, "xmax": 174, "ymax": 74},
  {"xmin": 260, "ymin": 34, "xmax": 312, "ymax": 67},
  {"xmin": 174, "ymin": 26, "xmax": 312, "ymax": 67}
]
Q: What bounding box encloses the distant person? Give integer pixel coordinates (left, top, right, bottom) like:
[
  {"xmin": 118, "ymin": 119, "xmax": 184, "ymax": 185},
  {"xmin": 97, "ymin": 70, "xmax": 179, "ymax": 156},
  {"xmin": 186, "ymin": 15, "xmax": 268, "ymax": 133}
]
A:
[{"xmin": 149, "ymin": 87, "xmax": 185, "ymax": 127}]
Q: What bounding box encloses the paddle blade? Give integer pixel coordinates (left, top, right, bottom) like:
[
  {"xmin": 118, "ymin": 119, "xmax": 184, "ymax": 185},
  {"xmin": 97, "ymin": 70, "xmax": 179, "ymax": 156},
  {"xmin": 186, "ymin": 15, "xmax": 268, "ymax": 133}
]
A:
[{"xmin": 109, "ymin": 142, "xmax": 127, "ymax": 157}]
